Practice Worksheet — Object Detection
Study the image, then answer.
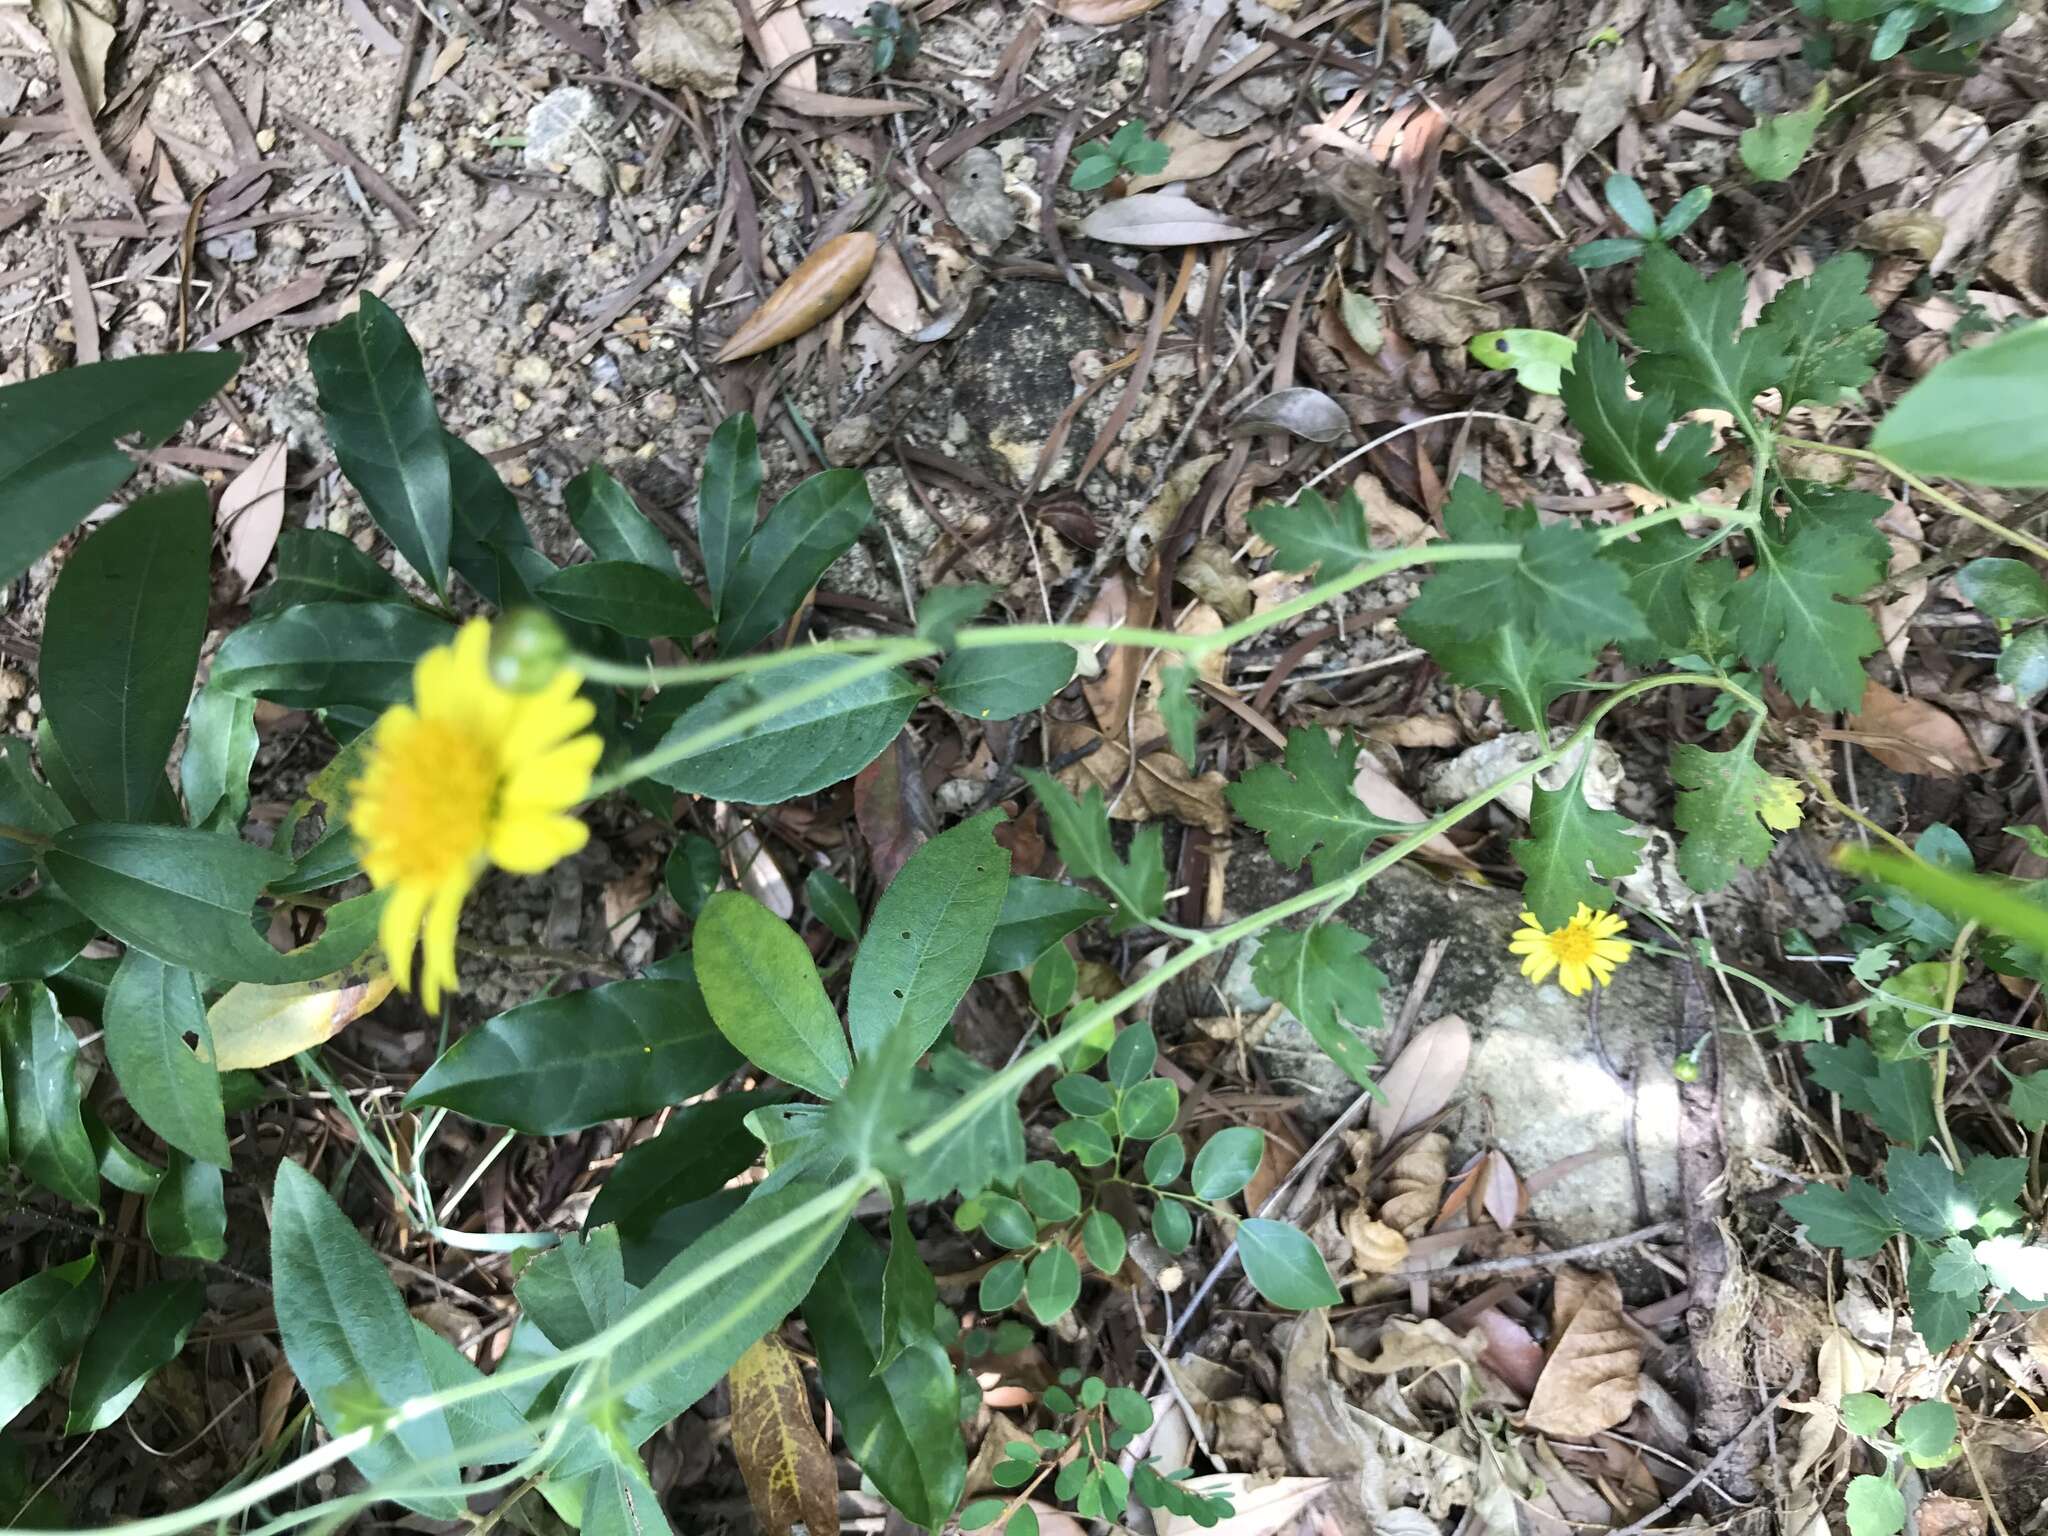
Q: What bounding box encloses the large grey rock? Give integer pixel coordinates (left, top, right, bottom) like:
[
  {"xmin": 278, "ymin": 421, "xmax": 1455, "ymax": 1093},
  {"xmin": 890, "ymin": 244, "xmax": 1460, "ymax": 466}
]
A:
[
  {"xmin": 1183, "ymin": 852, "xmax": 1781, "ymax": 1245},
  {"xmin": 945, "ymin": 281, "xmax": 1110, "ymax": 488}
]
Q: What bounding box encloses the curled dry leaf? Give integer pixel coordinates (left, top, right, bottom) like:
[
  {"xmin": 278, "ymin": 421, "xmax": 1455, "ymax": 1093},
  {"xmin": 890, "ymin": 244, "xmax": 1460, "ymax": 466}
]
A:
[
  {"xmin": 1379, "ymin": 1131, "xmax": 1449, "ymax": 1235},
  {"xmin": 716, "ymin": 230, "xmax": 878, "ymax": 362},
  {"xmin": 1228, "ymin": 387, "xmax": 1350, "ymax": 445},
  {"xmin": 205, "ymin": 963, "xmax": 396, "ymax": 1070},
  {"xmin": 1351, "ymin": 751, "xmax": 1478, "ymax": 872},
  {"xmin": 1523, "ymin": 1268, "xmax": 1641, "ymax": 1436},
  {"xmin": 1368, "ymin": 1016, "xmax": 1472, "ymax": 1142},
  {"xmin": 1342, "ymin": 1210, "xmax": 1410, "ymax": 1273},
  {"xmin": 1177, "ymin": 541, "xmax": 1254, "ymax": 624},
  {"xmin": 1786, "ymin": 1326, "xmax": 1883, "ymax": 1482},
  {"xmin": 1840, "ymin": 678, "xmax": 1993, "ymax": 779},
  {"xmin": 633, "ymin": 0, "xmax": 744, "ymax": 97},
  {"xmin": 1054, "ymin": 0, "xmax": 1167, "ymax": 21},
  {"xmin": 729, "ymin": 1331, "xmax": 841, "ymax": 1536},
  {"xmin": 1079, "ymin": 193, "xmax": 1253, "ymax": 248}
]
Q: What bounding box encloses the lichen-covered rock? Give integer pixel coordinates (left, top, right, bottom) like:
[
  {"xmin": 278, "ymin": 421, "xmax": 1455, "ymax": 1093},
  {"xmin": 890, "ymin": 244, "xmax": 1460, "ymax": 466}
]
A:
[
  {"xmin": 1187, "ymin": 853, "xmax": 1780, "ymax": 1245},
  {"xmin": 944, "ymin": 281, "xmax": 1109, "ymax": 489}
]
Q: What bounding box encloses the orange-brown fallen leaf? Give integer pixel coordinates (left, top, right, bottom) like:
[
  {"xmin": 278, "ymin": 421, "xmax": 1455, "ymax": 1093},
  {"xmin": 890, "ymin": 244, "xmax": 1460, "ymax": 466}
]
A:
[
  {"xmin": 715, "ymin": 230, "xmax": 877, "ymax": 362},
  {"xmin": 1836, "ymin": 677, "xmax": 1993, "ymax": 778}
]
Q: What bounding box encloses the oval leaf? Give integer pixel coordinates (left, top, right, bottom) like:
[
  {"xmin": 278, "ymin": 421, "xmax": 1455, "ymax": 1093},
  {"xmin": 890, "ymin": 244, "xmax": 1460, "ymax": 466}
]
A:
[
  {"xmin": 728, "ymin": 1330, "xmax": 842, "ymax": 1536},
  {"xmin": 0, "ymin": 1255, "xmax": 101, "ymax": 1425},
  {"xmin": 1872, "ymin": 320, "xmax": 2048, "ymax": 487},
  {"xmin": 934, "ymin": 643, "xmax": 1078, "ymax": 721},
  {"xmin": 1191, "ymin": 1126, "xmax": 1265, "ymax": 1201},
  {"xmin": 1078, "ymin": 192, "xmax": 1252, "ymax": 247},
  {"xmin": 695, "ymin": 891, "xmax": 851, "ymax": 1099},
  {"xmin": 105, "ymin": 950, "xmax": 229, "ymax": 1166},
  {"xmin": 0, "ymin": 889, "xmax": 96, "ymax": 984},
  {"xmin": 536, "ymin": 561, "xmax": 712, "ymax": 639},
  {"xmin": 210, "ymin": 601, "xmax": 451, "ymax": 710},
  {"xmin": 147, "ymin": 1149, "xmax": 226, "ymax": 1261},
  {"xmin": 40, "ymin": 483, "xmax": 212, "ymax": 823},
  {"xmin": 977, "ymin": 878, "xmax": 1110, "ymax": 977},
  {"xmin": 717, "ymin": 231, "xmax": 879, "ymax": 363},
  {"xmin": 250, "ymin": 528, "xmax": 407, "ymax": 615},
  {"xmin": 1367, "ymin": 1013, "xmax": 1472, "ymax": 1141},
  {"xmin": 1237, "ymin": 1218, "xmax": 1343, "ymax": 1309},
  {"xmin": 1227, "ymin": 387, "xmax": 1351, "ymax": 443}
]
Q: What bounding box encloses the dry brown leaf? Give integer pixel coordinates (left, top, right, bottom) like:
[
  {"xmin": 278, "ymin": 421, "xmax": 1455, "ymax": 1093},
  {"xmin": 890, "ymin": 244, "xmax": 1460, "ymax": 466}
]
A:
[
  {"xmin": 1126, "ymin": 122, "xmax": 1258, "ymax": 193},
  {"xmin": 1524, "ymin": 1268, "xmax": 1641, "ymax": 1436},
  {"xmin": 1351, "ymin": 750, "xmax": 1478, "ymax": 871},
  {"xmin": 1553, "ymin": 38, "xmax": 1642, "ymax": 180},
  {"xmin": 1477, "ymin": 1148, "xmax": 1523, "ymax": 1232},
  {"xmin": 205, "ymin": 963, "xmax": 395, "ymax": 1070},
  {"xmin": 1352, "ymin": 473, "xmax": 1434, "ymax": 546},
  {"xmin": 30, "ymin": 0, "xmax": 114, "ymax": 114},
  {"xmin": 729, "ymin": 1332, "xmax": 840, "ymax": 1536},
  {"xmin": 1079, "ymin": 193, "xmax": 1253, "ymax": 247},
  {"xmin": 1841, "ymin": 678, "xmax": 1992, "ymax": 778},
  {"xmin": 1342, "ymin": 1211, "xmax": 1409, "ymax": 1273},
  {"xmin": 258, "ymin": 1363, "xmax": 296, "ymax": 1450},
  {"xmin": 1176, "ymin": 542, "xmax": 1253, "ymax": 623},
  {"xmin": 1054, "ymin": 0, "xmax": 1167, "ymax": 21},
  {"xmin": 943, "ymin": 148, "xmax": 1018, "ymax": 251},
  {"xmin": 1379, "ymin": 1131, "xmax": 1449, "ymax": 1235},
  {"xmin": 1049, "ymin": 718, "xmax": 1232, "ymax": 832},
  {"xmin": 1876, "ymin": 502, "xmax": 1926, "ymax": 668},
  {"xmin": 1469, "ymin": 1307, "xmax": 1543, "ymax": 1398},
  {"xmin": 717, "ymin": 231, "xmax": 878, "ymax": 362},
  {"xmin": 633, "ymin": 0, "xmax": 744, "ymax": 97},
  {"xmin": 751, "ymin": 0, "xmax": 816, "ymax": 94},
  {"xmin": 1368, "ymin": 1017, "xmax": 1471, "ymax": 1142},
  {"xmin": 219, "ymin": 441, "xmax": 288, "ymax": 599},
  {"xmin": 1918, "ymin": 1495, "xmax": 1989, "ymax": 1536},
  {"xmin": 1241, "ymin": 1110, "xmax": 1302, "ymax": 1215},
  {"xmin": 1228, "ymin": 387, "xmax": 1349, "ymax": 444},
  {"xmin": 1366, "ymin": 716, "xmax": 1460, "ymax": 749},
  {"xmin": 862, "ymin": 240, "xmax": 924, "ymax": 334},
  {"xmin": 1786, "ymin": 1326, "xmax": 1883, "ymax": 1482}
]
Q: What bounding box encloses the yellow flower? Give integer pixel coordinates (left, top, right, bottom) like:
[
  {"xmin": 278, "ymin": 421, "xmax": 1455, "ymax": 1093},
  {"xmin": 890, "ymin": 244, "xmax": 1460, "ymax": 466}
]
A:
[
  {"xmin": 1508, "ymin": 904, "xmax": 1633, "ymax": 997},
  {"xmin": 350, "ymin": 619, "xmax": 601, "ymax": 1010},
  {"xmin": 1759, "ymin": 774, "xmax": 1805, "ymax": 832}
]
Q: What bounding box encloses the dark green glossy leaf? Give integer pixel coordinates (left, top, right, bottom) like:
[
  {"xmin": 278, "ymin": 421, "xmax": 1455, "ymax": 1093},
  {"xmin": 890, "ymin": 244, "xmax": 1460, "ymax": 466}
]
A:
[
  {"xmin": 536, "ymin": 562, "xmax": 712, "ymax": 639},
  {"xmin": 66, "ymin": 1277, "xmax": 204, "ymax": 1433},
  {"xmin": 1237, "ymin": 1219, "xmax": 1342, "ymax": 1308},
  {"xmin": 1, "ymin": 984, "xmax": 99, "ymax": 1209},
  {"xmin": 1781, "ymin": 1176, "xmax": 1898, "ymax": 1257},
  {"xmin": 104, "ymin": 950, "xmax": 228, "ymax": 1166},
  {"xmin": 147, "ymin": 1149, "xmax": 226, "ymax": 1261},
  {"xmin": 1191, "ymin": 1127, "xmax": 1264, "ymax": 1201},
  {"xmin": 309, "ymin": 293, "xmax": 452, "ymax": 594},
  {"xmin": 43, "ymin": 823, "xmax": 382, "ymax": 984},
  {"xmin": 1052, "ymin": 1117, "xmax": 1115, "ymax": 1166},
  {"xmin": 1081, "ymin": 1210, "xmax": 1126, "ymax": 1274},
  {"xmin": 1559, "ymin": 328, "xmax": 1714, "ymax": 503},
  {"xmin": 249, "ymin": 529, "xmax": 406, "ymax": 615},
  {"xmin": 645, "ymin": 658, "xmax": 919, "ymax": 804},
  {"xmin": 1143, "ymin": 1133, "xmax": 1185, "ymax": 1184},
  {"xmin": 585, "ymin": 1088, "xmax": 784, "ymax": 1236},
  {"xmin": 87, "ymin": 1112, "xmax": 163, "ymax": 1195},
  {"xmin": 848, "ymin": 812, "xmax": 1009, "ymax": 1061},
  {"xmin": 1118, "ymin": 1077, "xmax": 1178, "ymax": 1140},
  {"xmin": 934, "ymin": 644, "xmax": 1077, "ymax": 721},
  {"xmin": 806, "ymin": 869, "xmax": 861, "ymax": 941},
  {"xmin": 272, "ymin": 1159, "xmax": 463, "ymax": 1515},
  {"xmin": 0, "ymin": 1255, "xmax": 100, "ymax": 1425},
  {"xmin": 567, "ymin": 465, "xmax": 674, "ymax": 570},
  {"xmin": 664, "ymin": 833, "xmax": 723, "ymax": 918},
  {"xmin": 1757, "ymin": 252, "xmax": 1881, "ymax": 409},
  {"xmin": 699, "ymin": 412, "xmax": 762, "ymax": 610},
  {"xmin": 0, "ymin": 738, "xmax": 68, "ymax": 892},
  {"xmin": 695, "ymin": 891, "xmax": 850, "ymax": 1098},
  {"xmin": 444, "ymin": 431, "xmax": 536, "ymax": 605},
  {"xmin": 879, "ymin": 1196, "xmax": 939, "ymax": 1371},
  {"xmin": 979, "ymin": 1259, "xmax": 1025, "ymax": 1311},
  {"xmin": 1628, "ymin": 246, "xmax": 1788, "ymax": 422},
  {"xmin": 210, "ymin": 601, "xmax": 450, "ymax": 711},
  {"xmin": 717, "ymin": 469, "xmax": 871, "ymax": 654},
  {"xmin": 1511, "ymin": 760, "xmax": 1646, "ymax": 927},
  {"xmin": 977, "ymin": 878, "xmax": 1109, "ymax": 977},
  {"xmin": 1153, "ymin": 1198, "xmax": 1193, "ymax": 1254},
  {"xmin": 1019, "ymin": 1162, "xmax": 1082, "ymax": 1222},
  {"xmin": 1108, "ymin": 1020, "xmax": 1155, "ymax": 1091},
  {"xmin": 408, "ymin": 963, "xmax": 743, "ymax": 1133},
  {"xmin": 916, "ymin": 583, "xmax": 994, "ymax": 644},
  {"xmin": 180, "ymin": 685, "xmax": 258, "ymax": 834},
  {"xmin": 0, "ymin": 351, "xmax": 239, "ymax": 588},
  {"xmin": 805, "ymin": 1224, "xmax": 966, "ymax": 1528},
  {"xmin": 40, "ymin": 483, "xmax": 211, "ymax": 822},
  {"xmin": 0, "ymin": 889, "xmax": 95, "ymax": 983}
]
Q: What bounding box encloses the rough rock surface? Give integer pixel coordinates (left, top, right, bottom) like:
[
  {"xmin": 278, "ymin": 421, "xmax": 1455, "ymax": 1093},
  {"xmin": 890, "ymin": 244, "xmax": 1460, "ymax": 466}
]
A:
[
  {"xmin": 1179, "ymin": 850, "xmax": 1782, "ymax": 1245},
  {"xmin": 942, "ymin": 280, "xmax": 1109, "ymax": 488}
]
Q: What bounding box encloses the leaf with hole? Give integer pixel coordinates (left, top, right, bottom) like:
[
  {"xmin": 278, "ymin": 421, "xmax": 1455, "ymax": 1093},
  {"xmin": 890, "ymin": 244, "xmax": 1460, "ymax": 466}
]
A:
[{"xmin": 104, "ymin": 950, "xmax": 228, "ymax": 1166}]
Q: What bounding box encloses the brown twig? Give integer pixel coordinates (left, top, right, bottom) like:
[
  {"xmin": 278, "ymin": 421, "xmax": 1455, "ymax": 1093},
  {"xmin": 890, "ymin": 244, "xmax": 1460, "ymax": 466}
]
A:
[
  {"xmin": 1606, "ymin": 1392, "xmax": 1792, "ymax": 1535},
  {"xmin": 1425, "ymin": 1220, "xmax": 1678, "ymax": 1284}
]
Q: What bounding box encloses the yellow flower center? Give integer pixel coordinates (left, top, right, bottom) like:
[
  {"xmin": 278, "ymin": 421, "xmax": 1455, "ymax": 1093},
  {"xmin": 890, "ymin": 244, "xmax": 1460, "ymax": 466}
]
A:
[
  {"xmin": 363, "ymin": 716, "xmax": 496, "ymax": 886},
  {"xmin": 1549, "ymin": 923, "xmax": 1599, "ymax": 967}
]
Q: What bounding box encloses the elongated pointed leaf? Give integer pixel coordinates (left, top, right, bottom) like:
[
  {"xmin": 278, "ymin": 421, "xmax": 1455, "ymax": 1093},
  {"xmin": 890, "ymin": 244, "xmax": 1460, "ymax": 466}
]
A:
[
  {"xmin": 848, "ymin": 812, "xmax": 1009, "ymax": 1060},
  {"xmin": 536, "ymin": 562, "xmax": 712, "ymax": 639},
  {"xmin": 0, "ymin": 1255, "xmax": 101, "ymax": 1425},
  {"xmin": 977, "ymin": 878, "xmax": 1109, "ymax": 977},
  {"xmin": 567, "ymin": 465, "xmax": 675, "ymax": 569},
  {"xmin": 148, "ymin": 1149, "xmax": 226, "ymax": 1260},
  {"xmin": 0, "ymin": 888, "xmax": 96, "ymax": 983},
  {"xmin": 308, "ymin": 293, "xmax": 453, "ymax": 594},
  {"xmin": 408, "ymin": 962, "xmax": 742, "ymax": 1133},
  {"xmin": 271, "ymin": 1159, "xmax": 464, "ymax": 1516},
  {"xmin": 209, "ymin": 601, "xmax": 451, "ymax": 711},
  {"xmin": 694, "ymin": 892, "xmax": 850, "ymax": 1098},
  {"xmin": 717, "ymin": 470, "xmax": 872, "ymax": 654},
  {"xmin": 66, "ymin": 1277, "xmax": 205, "ymax": 1433},
  {"xmin": 0, "ymin": 351, "xmax": 239, "ymax": 587},
  {"xmin": 39, "ymin": 483, "xmax": 212, "ymax": 823},
  {"xmin": 2, "ymin": 984, "xmax": 100, "ymax": 1209},
  {"xmin": 104, "ymin": 950, "xmax": 229, "ymax": 1166},
  {"xmin": 699, "ymin": 413, "xmax": 762, "ymax": 609},
  {"xmin": 249, "ymin": 529, "xmax": 406, "ymax": 615}
]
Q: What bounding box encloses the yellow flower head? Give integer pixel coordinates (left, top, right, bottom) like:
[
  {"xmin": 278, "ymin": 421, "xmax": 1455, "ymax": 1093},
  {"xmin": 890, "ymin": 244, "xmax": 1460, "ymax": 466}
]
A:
[
  {"xmin": 1508, "ymin": 904, "xmax": 1633, "ymax": 998},
  {"xmin": 350, "ymin": 619, "xmax": 601, "ymax": 1010}
]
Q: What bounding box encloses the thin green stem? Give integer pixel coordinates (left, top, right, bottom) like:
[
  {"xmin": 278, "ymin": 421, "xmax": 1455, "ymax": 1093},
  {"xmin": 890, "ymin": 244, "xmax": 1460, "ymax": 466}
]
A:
[
  {"xmin": 1593, "ymin": 499, "xmax": 1758, "ymax": 548},
  {"xmin": 1786, "ymin": 438, "xmax": 2048, "ymax": 566},
  {"xmin": 1932, "ymin": 920, "xmax": 1979, "ymax": 1168}
]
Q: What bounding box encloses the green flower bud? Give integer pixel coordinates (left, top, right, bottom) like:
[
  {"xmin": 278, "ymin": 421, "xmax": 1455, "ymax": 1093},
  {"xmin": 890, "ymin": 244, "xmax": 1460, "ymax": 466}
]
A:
[{"xmin": 489, "ymin": 609, "xmax": 569, "ymax": 691}]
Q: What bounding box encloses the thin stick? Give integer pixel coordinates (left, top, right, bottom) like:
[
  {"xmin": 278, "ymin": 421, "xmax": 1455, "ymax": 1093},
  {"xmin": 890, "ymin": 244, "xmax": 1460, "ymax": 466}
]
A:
[
  {"xmin": 1424, "ymin": 1220, "xmax": 1677, "ymax": 1284},
  {"xmin": 1607, "ymin": 1392, "xmax": 1791, "ymax": 1535}
]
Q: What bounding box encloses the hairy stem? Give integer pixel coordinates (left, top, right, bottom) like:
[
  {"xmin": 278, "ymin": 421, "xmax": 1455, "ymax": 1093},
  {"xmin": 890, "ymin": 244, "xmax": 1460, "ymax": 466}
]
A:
[{"xmin": 1786, "ymin": 438, "xmax": 2048, "ymax": 565}]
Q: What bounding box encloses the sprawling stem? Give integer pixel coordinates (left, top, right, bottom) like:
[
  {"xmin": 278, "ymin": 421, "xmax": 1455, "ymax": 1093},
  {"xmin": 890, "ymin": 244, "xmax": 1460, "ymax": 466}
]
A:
[
  {"xmin": 1932, "ymin": 920, "xmax": 1980, "ymax": 1169},
  {"xmin": 1787, "ymin": 438, "xmax": 2048, "ymax": 565}
]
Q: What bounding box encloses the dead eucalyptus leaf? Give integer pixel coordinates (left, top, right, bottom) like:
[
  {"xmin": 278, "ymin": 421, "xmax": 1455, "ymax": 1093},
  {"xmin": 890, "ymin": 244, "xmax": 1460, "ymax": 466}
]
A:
[
  {"xmin": 1840, "ymin": 679, "xmax": 1992, "ymax": 779},
  {"xmin": 1350, "ymin": 751, "xmax": 1477, "ymax": 871},
  {"xmin": 1176, "ymin": 541, "xmax": 1253, "ymax": 623},
  {"xmin": 633, "ymin": 0, "xmax": 744, "ymax": 97},
  {"xmin": 862, "ymin": 241, "xmax": 924, "ymax": 334},
  {"xmin": 1228, "ymin": 387, "xmax": 1349, "ymax": 444},
  {"xmin": 1079, "ymin": 193, "xmax": 1252, "ymax": 248},
  {"xmin": 1553, "ymin": 39, "xmax": 1642, "ymax": 180},
  {"xmin": 219, "ymin": 441, "xmax": 289, "ymax": 599},
  {"xmin": 205, "ymin": 962, "xmax": 395, "ymax": 1070},
  {"xmin": 716, "ymin": 230, "xmax": 878, "ymax": 362},
  {"xmin": 1054, "ymin": 0, "xmax": 1167, "ymax": 21},
  {"xmin": 1126, "ymin": 122, "xmax": 1257, "ymax": 193},
  {"xmin": 729, "ymin": 1332, "xmax": 840, "ymax": 1536},
  {"xmin": 751, "ymin": 0, "xmax": 816, "ymax": 94},
  {"xmin": 1524, "ymin": 1268, "xmax": 1641, "ymax": 1436},
  {"xmin": 1368, "ymin": 1016, "xmax": 1471, "ymax": 1142},
  {"xmin": 1049, "ymin": 718, "xmax": 1232, "ymax": 833}
]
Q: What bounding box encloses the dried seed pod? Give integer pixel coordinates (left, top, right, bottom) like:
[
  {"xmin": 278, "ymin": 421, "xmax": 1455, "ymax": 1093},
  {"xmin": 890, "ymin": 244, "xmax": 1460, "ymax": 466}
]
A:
[
  {"xmin": 1379, "ymin": 1131, "xmax": 1449, "ymax": 1237},
  {"xmin": 715, "ymin": 230, "xmax": 878, "ymax": 363},
  {"xmin": 1341, "ymin": 1209, "xmax": 1410, "ymax": 1273}
]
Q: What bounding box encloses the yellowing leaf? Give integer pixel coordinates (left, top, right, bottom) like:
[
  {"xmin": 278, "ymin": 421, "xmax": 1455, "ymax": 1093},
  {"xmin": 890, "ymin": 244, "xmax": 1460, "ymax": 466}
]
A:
[
  {"xmin": 716, "ymin": 232, "xmax": 878, "ymax": 363},
  {"xmin": 729, "ymin": 1331, "xmax": 840, "ymax": 1536},
  {"xmin": 205, "ymin": 963, "xmax": 394, "ymax": 1070}
]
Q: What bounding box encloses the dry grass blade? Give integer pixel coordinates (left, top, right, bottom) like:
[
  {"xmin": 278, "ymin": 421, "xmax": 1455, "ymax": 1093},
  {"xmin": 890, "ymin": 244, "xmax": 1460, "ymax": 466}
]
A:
[
  {"xmin": 1054, "ymin": 0, "xmax": 1167, "ymax": 21},
  {"xmin": 716, "ymin": 229, "xmax": 877, "ymax": 362}
]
